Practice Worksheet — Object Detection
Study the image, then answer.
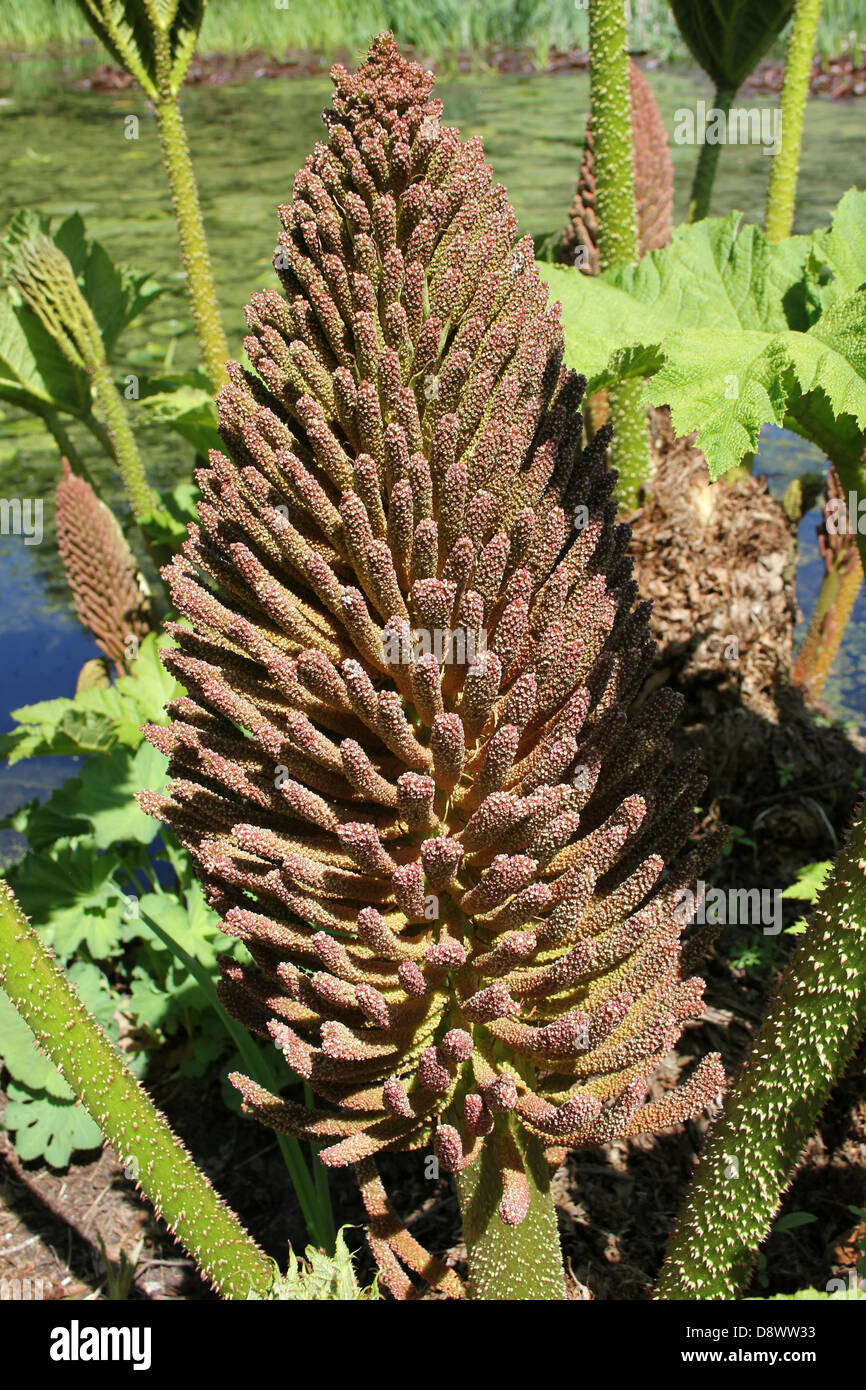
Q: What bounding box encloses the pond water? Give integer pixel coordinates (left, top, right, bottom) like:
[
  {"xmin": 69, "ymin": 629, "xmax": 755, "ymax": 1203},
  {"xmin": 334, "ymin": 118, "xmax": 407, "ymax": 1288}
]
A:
[{"xmin": 1, "ymin": 58, "xmax": 864, "ymax": 822}]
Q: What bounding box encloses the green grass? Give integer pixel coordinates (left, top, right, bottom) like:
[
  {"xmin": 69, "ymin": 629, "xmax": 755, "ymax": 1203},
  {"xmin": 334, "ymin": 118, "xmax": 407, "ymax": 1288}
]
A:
[
  {"xmin": 1, "ymin": 0, "xmax": 865, "ymax": 69},
  {"xmin": 0, "ymin": 0, "xmax": 717, "ymax": 66},
  {"xmin": 0, "ymin": 0, "xmax": 601, "ymax": 66}
]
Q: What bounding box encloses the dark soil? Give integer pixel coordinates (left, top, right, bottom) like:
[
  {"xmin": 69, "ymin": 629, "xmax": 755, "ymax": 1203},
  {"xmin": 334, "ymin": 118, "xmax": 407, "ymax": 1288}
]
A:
[{"xmin": 2, "ymin": 412, "xmax": 865, "ymax": 1301}]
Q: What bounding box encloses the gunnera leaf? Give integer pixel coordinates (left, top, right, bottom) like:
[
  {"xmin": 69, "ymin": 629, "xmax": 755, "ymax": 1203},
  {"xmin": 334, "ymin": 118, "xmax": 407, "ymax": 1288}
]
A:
[
  {"xmin": 141, "ymin": 33, "xmax": 724, "ymax": 1239},
  {"xmin": 669, "ymin": 0, "xmax": 795, "ymax": 93},
  {"xmin": 559, "ymin": 61, "xmax": 674, "ymax": 273}
]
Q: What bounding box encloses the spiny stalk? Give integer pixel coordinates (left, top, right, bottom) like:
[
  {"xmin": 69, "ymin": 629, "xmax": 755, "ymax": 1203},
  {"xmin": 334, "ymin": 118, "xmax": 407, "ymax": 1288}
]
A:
[
  {"xmin": 765, "ymin": 0, "xmax": 824, "ymax": 243},
  {"xmin": 0, "ymin": 880, "xmax": 275, "ymax": 1300},
  {"xmin": 657, "ymin": 800, "xmax": 866, "ymax": 1299},
  {"xmin": 559, "ymin": 60, "xmax": 673, "ymax": 274},
  {"xmin": 586, "ymin": 0, "xmax": 651, "ymax": 507}
]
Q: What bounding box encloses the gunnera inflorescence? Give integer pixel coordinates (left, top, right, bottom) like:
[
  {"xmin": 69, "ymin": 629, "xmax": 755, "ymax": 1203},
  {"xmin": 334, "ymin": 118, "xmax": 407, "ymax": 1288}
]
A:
[
  {"xmin": 140, "ymin": 33, "xmax": 724, "ymax": 1280},
  {"xmin": 56, "ymin": 460, "xmax": 152, "ymax": 676}
]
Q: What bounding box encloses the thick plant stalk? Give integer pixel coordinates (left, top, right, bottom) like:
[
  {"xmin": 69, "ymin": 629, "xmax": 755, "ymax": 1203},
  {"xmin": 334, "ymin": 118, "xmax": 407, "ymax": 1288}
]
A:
[
  {"xmin": 559, "ymin": 58, "xmax": 672, "ymax": 497},
  {"xmin": 793, "ymin": 466, "xmax": 862, "ymax": 699},
  {"xmin": 153, "ymin": 90, "xmax": 228, "ymax": 393},
  {"xmin": 559, "ymin": 60, "xmax": 674, "ymax": 272},
  {"xmin": 606, "ymin": 379, "xmax": 652, "ymax": 508},
  {"xmin": 0, "ymin": 881, "xmax": 276, "ymax": 1300},
  {"xmin": 149, "ymin": 7, "xmax": 229, "ymax": 393},
  {"xmin": 455, "ymin": 1124, "xmax": 566, "ymax": 1300},
  {"xmin": 657, "ymin": 801, "xmax": 866, "ymax": 1299},
  {"xmin": 765, "ymin": 0, "xmax": 823, "ymax": 242},
  {"xmin": 793, "ymin": 558, "xmax": 863, "ymax": 699},
  {"xmin": 74, "ymin": 0, "xmax": 229, "ymax": 392},
  {"xmin": 89, "ymin": 356, "xmax": 159, "ymax": 523},
  {"xmin": 588, "ymin": 1, "xmax": 638, "ymax": 270},
  {"xmin": 561, "ymin": 61, "xmax": 678, "ymax": 272},
  {"xmin": 688, "ymin": 86, "xmax": 736, "ymax": 223},
  {"xmin": 588, "ymin": 0, "xmax": 651, "ymax": 504}
]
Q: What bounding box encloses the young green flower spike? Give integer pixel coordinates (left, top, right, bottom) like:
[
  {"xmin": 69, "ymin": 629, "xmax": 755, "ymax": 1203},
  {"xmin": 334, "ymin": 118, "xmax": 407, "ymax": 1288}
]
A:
[{"xmin": 141, "ymin": 33, "xmax": 723, "ymax": 1294}]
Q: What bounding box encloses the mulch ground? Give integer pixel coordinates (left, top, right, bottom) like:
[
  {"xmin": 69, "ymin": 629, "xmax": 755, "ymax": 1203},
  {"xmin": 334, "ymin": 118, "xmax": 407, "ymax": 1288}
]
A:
[{"xmin": 2, "ymin": 411, "xmax": 865, "ymax": 1301}]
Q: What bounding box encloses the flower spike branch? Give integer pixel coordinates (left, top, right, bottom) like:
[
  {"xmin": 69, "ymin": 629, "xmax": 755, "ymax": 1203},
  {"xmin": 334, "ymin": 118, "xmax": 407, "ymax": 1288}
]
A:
[
  {"xmin": 56, "ymin": 460, "xmax": 154, "ymax": 675},
  {"xmin": 0, "ymin": 881, "xmax": 276, "ymax": 1301}
]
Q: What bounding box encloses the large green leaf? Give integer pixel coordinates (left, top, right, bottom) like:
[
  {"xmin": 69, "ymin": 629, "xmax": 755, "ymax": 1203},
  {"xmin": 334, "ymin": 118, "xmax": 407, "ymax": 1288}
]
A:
[
  {"xmin": 0, "ymin": 700, "xmax": 124, "ymax": 764},
  {"xmin": 1, "ymin": 965, "xmax": 121, "ymax": 1165},
  {"xmin": 136, "ymin": 375, "xmax": 221, "ymax": 456},
  {"xmin": 15, "ymin": 742, "xmax": 169, "ymax": 853},
  {"xmin": 0, "ymin": 962, "xmax": 125, "ymax": 1165},
  {"xmin": 538, "ymin": 192, "xmax": 866, "ymax": 479},
  {"xmin": 670, "ymin": 0, "xmax": 795, "ymax": 89},
  {"xmin": 0, "ymin": 294, "xmax": 90, "ymax": 417},
  {"xmin": 809, "ymin": 187, "xmax": 866, "ymax": 306},
  {"xmin": 4, "ymin": 837, "xmax": 130, "ymax": 957},
  {"xmin": 51, "ymin": 211, "xmax": 162, "ymax": 354},
  {"xmin": 137, "ymin": 881, "xmax": 228, "ymax": 973},
  {"xmin": 3, "ymin": 1080, "xmax": 104, "ymax": 1166}
]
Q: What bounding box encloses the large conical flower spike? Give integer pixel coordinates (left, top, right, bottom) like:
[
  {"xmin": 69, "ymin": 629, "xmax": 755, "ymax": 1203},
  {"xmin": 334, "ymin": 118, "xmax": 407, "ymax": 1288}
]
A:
[{"xmin": 142, "ymin": 33, "xmax": 723, "ymax": 1296}]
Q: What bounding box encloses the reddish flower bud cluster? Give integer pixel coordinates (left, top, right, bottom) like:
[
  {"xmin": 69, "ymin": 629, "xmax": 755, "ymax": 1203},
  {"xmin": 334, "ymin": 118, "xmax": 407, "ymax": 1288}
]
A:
[
  {"xmin": 141, "ymin": 34, "xmax": 723, "ymax": 1276},
  {"xmin": 56, "ymin": 460, "xmax": 152, "ymax": 674}
]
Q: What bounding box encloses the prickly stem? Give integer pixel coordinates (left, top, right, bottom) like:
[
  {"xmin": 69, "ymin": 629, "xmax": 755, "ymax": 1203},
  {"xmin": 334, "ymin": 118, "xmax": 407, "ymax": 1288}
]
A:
[
  {"xmin": 0, "ymin": 881, "xmax": 276, "ymax": 1301},
  {"xmin": 154, "ymin": 93, "xmax": 230, "ymax": 394},
  {"xmin": 588, "ymin": 0, "xmax": 651, "ymax": 502},
  {"xmin": 455, "ymin": 1123, "xmax": 567, "ymax": 1300},
  {"xmin": 765, "ymin": 0, "xmax": 824, "ymax": 242},
  {"xmin": 657, "ymin": 802, "xmax": 866, "ymax": 1299}
]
